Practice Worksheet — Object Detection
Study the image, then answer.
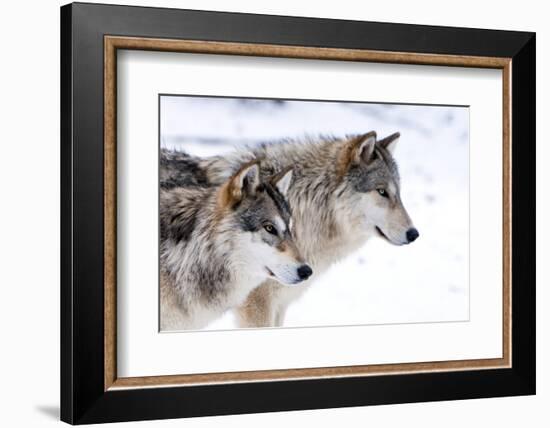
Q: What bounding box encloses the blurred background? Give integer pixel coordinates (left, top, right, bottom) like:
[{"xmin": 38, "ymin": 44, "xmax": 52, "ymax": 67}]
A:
[{"xmin": 160, "ymin": 95, "xmax": 469, "ymax": 329}]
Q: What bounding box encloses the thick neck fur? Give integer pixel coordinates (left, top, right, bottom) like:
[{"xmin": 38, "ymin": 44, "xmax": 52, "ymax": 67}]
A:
[
  {"xmin": 160, "ymin": 186, "xmax": 260, "ymax": 329},
  {"xmin": 161, "ymin": 188, "xmax": 229, "ymax": 289}
]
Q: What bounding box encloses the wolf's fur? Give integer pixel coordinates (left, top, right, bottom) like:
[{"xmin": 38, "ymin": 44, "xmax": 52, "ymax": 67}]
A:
[
  {"xmin": 160, "ymin": 149, "xmax": 208, "ymax": 190},
  {"xmin": 200, "ymin": 132, "xmax": 417, "ymax": 327},
  {"xmin": 160, "ymin": 153, "xmax": 309, "ymax": 330}
]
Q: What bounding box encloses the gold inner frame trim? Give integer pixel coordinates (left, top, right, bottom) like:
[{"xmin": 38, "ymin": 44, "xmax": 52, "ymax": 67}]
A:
[{"xmin": 104, "ymin": 35, "xmax": 512, "ymax": 391}]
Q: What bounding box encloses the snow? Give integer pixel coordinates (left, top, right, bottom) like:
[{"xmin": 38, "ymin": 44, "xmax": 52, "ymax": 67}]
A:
[{"xmin": 160, "ymin": 96, "xmax": 469, "ymax": 329}]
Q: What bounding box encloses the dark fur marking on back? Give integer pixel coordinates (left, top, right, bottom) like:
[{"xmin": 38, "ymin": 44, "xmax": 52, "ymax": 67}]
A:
[
  {"xmin": 160, "ymin": 149, "xmax": 209, "ymax": 190},
  {"xmin": 160, "ymin": 192, "xmax": 202, "ymax": 243},
  {"xmin": 171, "ymin": 211, "xmax": 196, "ymax": 241}
]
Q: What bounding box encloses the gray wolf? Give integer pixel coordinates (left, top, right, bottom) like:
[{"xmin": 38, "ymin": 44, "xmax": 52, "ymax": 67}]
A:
[
  {"xmin": 160, "ymin": 151, "xmax": 312, "ymax": 330},
  {"xmin": 200, "ymin": 131, "xmax": 419, "ymax": 327}
]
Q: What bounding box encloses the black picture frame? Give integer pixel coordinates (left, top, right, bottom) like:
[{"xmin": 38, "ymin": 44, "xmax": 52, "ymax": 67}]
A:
[{"xmin": 61, "ymin": 2, "xmax": 535, "ymax": 424}]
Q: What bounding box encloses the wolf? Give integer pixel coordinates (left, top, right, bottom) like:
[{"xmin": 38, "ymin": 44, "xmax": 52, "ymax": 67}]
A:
[
  {"xmin": 199, "ymin": 131, "xmax": 419, "ymax": 327},
  {"xmin": 160, "ymin": 152, "xmax": 312, "ymax": 330}
]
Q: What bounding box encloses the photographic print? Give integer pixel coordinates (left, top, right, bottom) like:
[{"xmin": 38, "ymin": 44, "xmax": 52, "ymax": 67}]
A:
[{"xmin": 159, "ymin": 95, "xmax": 469, "ymax": 331}]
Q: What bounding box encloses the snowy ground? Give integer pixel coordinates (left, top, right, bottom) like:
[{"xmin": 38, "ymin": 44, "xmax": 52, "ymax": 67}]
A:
[{"xmin": 160, "ymin": 96, "xmax": 469, "ymax": 329}]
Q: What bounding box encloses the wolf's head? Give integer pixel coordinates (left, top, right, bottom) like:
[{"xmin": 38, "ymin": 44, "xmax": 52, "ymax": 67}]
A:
[
  {"xmin": 338, "ymin": 131, "xmax": 419, "ymax": 246},
  {"xmin": 219, "ymin": 161, "xmax": 312, "ymax": 285}
]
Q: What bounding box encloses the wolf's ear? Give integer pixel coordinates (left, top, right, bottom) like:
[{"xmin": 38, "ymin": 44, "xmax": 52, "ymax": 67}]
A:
[
  {"xmin": 228, "ymin": 161, "xmax": 260, "ymax": 203},
  {"xmin": 271, "ymin": 167, "xmax": 293, "ymax": 197},
  {"xmin": 349, "ymin": 132, "xmax": 377, "ymax": 165},
  {"xmin": 378, "ymin": 132, "xmax": 400, "ymax": 155}
]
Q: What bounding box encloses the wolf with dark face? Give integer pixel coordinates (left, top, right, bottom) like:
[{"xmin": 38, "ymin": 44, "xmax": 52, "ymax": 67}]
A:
[
  {"xmin": 160, "ymin": 155, "xmax": 311, "ymax": 330},
  {"xmin": 200, "ymin": 131, "xmax": 418, "ymax": 327}
]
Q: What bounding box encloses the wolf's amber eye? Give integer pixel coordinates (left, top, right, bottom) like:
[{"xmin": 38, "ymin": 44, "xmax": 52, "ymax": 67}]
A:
[
  {"xmin": 264, "ymin": 224, "xmax": 278, "ymax": 235},
  {"xmin": 377, "ymin": 189, "xmax": 389, "ymax": 198}
]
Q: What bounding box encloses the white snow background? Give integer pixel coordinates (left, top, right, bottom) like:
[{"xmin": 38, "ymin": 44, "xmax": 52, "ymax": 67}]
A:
[{"xmin": 160, "ymin": 96, "xmax": 469, "ymax": 329}]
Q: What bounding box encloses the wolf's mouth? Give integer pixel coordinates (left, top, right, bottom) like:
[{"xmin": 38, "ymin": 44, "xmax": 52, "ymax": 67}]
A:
[
  {"xmin": 265, "ymin": 267, "xmax": 275, "ymax": 277},
  {"xmin": 375, "ymin": 226, "xmax": 391, "ymax": 242},
  {"xmin": 375, "ymin": 226, "xmax": 407, "ymax": 246}
]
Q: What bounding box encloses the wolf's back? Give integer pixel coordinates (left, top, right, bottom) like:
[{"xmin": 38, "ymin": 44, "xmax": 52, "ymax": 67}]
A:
[
  {"xmin": 160, "ymin": 148, "xmax": 211, "ymax": 189},
  {"xmin": 162, "ymin": 138, "xmax": 335, "ymax": 188}
]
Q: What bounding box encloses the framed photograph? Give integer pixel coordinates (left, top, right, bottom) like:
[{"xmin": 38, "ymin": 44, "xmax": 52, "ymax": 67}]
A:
[{"xmin": 60, "ymin": 2, "xmax": 535, "ymax": 424}]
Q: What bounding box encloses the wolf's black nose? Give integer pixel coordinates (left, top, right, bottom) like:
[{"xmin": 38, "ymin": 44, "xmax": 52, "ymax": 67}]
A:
[
  {"xmin": 297, "ymin": 265, "xmax": 313, "ymax": 280},
  {"xmin": 406, "ymin": 228, "xmax": 419, "ymax": 243}
]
